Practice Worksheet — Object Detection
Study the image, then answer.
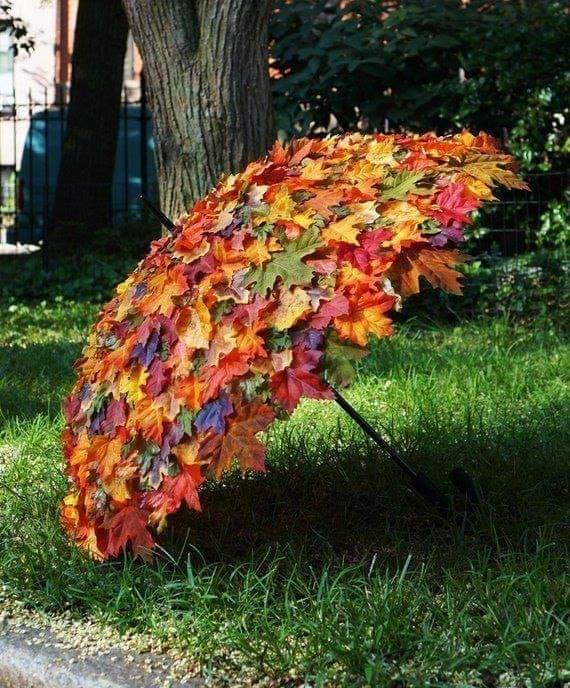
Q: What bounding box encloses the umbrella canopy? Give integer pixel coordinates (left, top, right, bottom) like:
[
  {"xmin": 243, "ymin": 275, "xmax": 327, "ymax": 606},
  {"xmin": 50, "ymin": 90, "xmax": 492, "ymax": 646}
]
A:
[{"xmin": 61, "ymin": 132, "xmax": 526, "ymax": 560}]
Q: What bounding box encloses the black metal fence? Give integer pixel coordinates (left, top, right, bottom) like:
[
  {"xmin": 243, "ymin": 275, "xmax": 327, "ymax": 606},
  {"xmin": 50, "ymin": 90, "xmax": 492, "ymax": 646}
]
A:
[
  {"xmin": 472, "ymin": 170, "xmax": 568, "ymax": 260},
  {"xmin": 0, "ymin": 89, "xmax": 156, "ymax": 246},
  {"xmin": 0, "ymin": 92, "xmax": 567, "ymax": 260}
]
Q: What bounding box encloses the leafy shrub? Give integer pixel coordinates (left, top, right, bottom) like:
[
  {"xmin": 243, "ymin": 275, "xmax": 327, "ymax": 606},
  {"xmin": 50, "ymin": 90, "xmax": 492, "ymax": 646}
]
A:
[
  {"xmin": 536, "ymin": 194, "xmax": 570, "ymax": 252},
  {"xmin": 270, "ymin": 0, "xmax": 570, "ymax": 173}
]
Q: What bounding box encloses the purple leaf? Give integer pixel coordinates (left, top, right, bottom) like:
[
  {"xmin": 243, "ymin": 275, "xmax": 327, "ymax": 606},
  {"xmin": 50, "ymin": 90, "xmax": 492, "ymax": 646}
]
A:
[{"xmin": 194, "ymin": 392, "xmax": 234, "ymax": 434}]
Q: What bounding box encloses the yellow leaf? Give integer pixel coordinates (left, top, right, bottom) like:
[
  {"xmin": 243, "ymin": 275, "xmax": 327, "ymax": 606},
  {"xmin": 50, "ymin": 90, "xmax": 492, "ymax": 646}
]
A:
[
  {"xmin": 299, "ymin": 158, "xmax": 327, "ymax": 181},
  {"xmin": 460, "ymin": 155, "xmax": 529, "ymax": 190},
  {"xmin": 172, "ymin": 439, "xmax": 200, "ymax": 466},
  {"xmin": 348, "ymin": 159, "xmax": 384, "ymax": 183},
  {"xmin": 105, "ymin": 477, "xmax": 131, "ymax": 503},
  {"xmin": 322, "ymin": 215, "xmax": 362, "ymax": 245},
  {"xmin": 269, "ymin": 287, "xmax": 312, "ymax": 330},
  {"xmin": 267, "ymin": 186, "xmax": 296, "ymax": 223},
  {"xmin": 292, "ymin": 208, "xmax": 317, "ymax": 229},
  {"xmin": 117, "ymin": 365, "xmax": 148, "ymax": 403},
  {"xmin": 366, "ymin": 138, "xmax": 396, "ymax": 166},
  {"xmin": 353, "ymin": 200, "xmax": 379, "ymax": 224},
  {"xmin": 245, "ymin": 240, "xmax": 271, "ymax": 266},
  {"xmin": 381, "ymin": 200, "xmax": 427, "ymax": 225},
  {"xmin": 454, "ymin": 172, "xmax": 496, "ymax": 200}
]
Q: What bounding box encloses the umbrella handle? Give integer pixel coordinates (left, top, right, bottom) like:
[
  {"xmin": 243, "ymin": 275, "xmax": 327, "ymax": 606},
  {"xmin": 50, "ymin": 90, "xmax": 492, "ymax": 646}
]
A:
[
  {"xmin": 139, "ymin": 196, "xmax": 479, "ymax": 520},
  {"xmin": 332, "ymin": 388, "xmax": 479, "ymax": 520}
]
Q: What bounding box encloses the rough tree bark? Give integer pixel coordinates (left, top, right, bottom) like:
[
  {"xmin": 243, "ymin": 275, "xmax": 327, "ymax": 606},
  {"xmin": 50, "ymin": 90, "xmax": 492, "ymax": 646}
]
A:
[
  {"xmin": 121, "ymin": 0, "xmax": 274, "ymax": 220},
  {"xmin": 52, "ymin": 0, "xmax": 129, "ymax": 230}
]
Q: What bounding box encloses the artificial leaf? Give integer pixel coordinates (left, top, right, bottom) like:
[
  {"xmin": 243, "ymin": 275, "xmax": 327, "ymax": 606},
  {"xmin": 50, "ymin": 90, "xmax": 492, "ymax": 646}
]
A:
[
  {"xmin": 334, "ymin": 292, "xmax": 395, "ymax": 346},
  {"xmin": 105, "ymin": 506, "xmax": 155, "ymax": 560},
  {"xmin": 61, "ymin": 131, "xmax": 526, "ymax": 561},
  {"xmin": 244, "ymin": 227, "xmax": 323, "ymax": 295},
  {"xmin": 322, "ymin": 214, "xmax": 362, "ymax": 245},
  {"xmin": 380, "ymin": 171, "xmax": 431, "ymax": 201},
  {"xmin": 269, "ymin": 287, "xmax": 312, "ymax": 331},
  {"xmin": 201, "ymin": 402, "xmax": 275, "ymax": 477},
  {"xmin": 321, "ymin": 334, "xmax": 368, "ymax": 387}
]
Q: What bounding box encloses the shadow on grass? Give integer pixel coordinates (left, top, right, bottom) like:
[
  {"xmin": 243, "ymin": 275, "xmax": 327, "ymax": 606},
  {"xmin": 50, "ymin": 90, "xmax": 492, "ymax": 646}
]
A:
[
  {"xmin": 0, "ymin": 342, "xmax": 80, "ymax": 424},
  {"xmin": 160, "ymin": 403, "xmax": 570, "ymax": 568}
]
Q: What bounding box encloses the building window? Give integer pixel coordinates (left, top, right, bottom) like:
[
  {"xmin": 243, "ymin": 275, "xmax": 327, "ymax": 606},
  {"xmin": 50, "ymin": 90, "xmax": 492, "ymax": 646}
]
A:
[{"xmin": 0, "ymin": 31, "xmax": 14, "ymax": 106}]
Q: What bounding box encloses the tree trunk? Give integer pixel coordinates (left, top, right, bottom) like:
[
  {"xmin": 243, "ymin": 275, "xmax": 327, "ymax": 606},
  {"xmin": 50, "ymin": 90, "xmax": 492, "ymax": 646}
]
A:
[
  {"xmin": 51, "ymin": 0, "xmax": 128, "ymax": 231},
  {"xmin": 121, "ymin": 0, "xmax": 274, "ymax": 220}
]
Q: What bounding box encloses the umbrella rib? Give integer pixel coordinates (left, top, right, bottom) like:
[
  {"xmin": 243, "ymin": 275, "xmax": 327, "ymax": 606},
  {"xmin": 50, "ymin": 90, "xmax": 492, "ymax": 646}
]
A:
[{"xmin": 140, "ymin": 195, "xmax": 176, "ymax": 231}]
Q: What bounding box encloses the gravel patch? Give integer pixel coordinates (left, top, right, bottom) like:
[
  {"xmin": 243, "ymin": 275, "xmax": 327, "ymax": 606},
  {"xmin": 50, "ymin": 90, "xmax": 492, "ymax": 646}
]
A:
[{"xmin": 0, "ymin": 593, "xmax": 203, "ymax": 688}]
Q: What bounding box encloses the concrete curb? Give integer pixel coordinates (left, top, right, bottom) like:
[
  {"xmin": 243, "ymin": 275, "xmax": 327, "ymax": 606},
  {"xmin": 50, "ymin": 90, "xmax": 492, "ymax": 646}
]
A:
[
  {"xmin": 0, "ymin": 625, "xmax": 202, "ymax": 688},
  {"xmin": 0, "ymin": 636, "xmax": 124, "ymax": 688}
]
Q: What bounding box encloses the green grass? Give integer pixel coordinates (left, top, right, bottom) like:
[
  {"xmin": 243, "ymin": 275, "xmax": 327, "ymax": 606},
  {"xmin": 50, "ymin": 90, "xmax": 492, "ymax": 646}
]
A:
[{"xmin": 0, "ymin": 298, "xmax": 568, "ymax": 687}]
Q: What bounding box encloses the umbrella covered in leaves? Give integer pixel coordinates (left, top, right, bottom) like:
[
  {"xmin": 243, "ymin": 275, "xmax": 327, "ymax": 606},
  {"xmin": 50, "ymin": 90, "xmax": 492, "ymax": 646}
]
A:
[{"xmin": 61, "ymin": 132, "xmax": 526, "ymax": 560}]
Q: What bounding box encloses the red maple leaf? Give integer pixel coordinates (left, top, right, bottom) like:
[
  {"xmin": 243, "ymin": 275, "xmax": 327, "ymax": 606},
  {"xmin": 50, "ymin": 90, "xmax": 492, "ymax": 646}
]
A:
[
  {"xmin": 142, "ymin": 470, "xmax": 202, "ymax": 527},
  {"xmin": 432, "ymin": 183, "xmax": 479, "ymax": 226},
  {"xmin": 270, "ymin": 346, "xmax": 333, "ymax": 412},
  {"xmin": 105, "ymin": 506, "xmax": 154, "ymax": 560},
  {"xmin": 199, "ymin": 350, "xmax": 251, "ymax": 402},
  {"xmin": 310, "ymin": 293, "xmax": 349, "ymax": 329}
]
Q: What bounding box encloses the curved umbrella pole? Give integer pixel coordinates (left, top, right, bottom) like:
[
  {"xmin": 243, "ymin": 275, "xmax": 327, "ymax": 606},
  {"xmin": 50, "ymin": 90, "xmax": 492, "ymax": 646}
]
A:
[{"xmin": 140, "ymin": 196, "xmax": 480, "ymax": 522}]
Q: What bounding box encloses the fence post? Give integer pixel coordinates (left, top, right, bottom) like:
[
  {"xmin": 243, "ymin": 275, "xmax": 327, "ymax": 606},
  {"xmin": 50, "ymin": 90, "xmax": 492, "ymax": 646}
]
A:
[
  {"xmin": 27, "ymin": 90, "xmax": 34, "ymax": 238},
  {"xmin": 123, "ymin": 85, "xmax": 129, "ymax": 222},
  {"xmin": 43, "ymin": 87, "xmax": 50, "ymax": 246},
  {"xmin": 140, "ymin": 71, "xmax": 148, "ymax": 203}
]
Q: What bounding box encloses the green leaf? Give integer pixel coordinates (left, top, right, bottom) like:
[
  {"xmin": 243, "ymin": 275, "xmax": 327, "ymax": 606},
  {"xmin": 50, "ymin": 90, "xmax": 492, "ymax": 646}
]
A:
[
  {"xmin": 177, "ymin": 408, "xmax": 196, "ymax": 436},
  {"xmin": 321, "ymin": 334, "xmax": 369, "ymax": 387},
  {"xmin": 244, "ymin": 227, "xmax": 323, "ymax": 296},
  {"xmin": 265, "ymin": 327, "xmax": 293, "ymax": 352},
  {"xmin": 380, "ymin": 171, "xmax": 432, "ymax": 201}
]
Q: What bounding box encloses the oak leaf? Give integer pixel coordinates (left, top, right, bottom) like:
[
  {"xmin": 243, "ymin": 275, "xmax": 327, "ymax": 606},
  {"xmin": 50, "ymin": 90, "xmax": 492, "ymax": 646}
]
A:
[{"xmin": 244, "ymin": 227, "xmax": 323, "ymax": 295}]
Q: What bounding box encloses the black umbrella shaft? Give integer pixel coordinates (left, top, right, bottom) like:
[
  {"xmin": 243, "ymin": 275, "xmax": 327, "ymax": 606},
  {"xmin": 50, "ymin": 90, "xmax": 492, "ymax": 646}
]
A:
[
  {"xmin": 140, "ymin": 195, "xmax": 176, "ymax": 231},
  {"xmin": 332, "ymin": 388, "xmax": 418, "ymax": 481}
]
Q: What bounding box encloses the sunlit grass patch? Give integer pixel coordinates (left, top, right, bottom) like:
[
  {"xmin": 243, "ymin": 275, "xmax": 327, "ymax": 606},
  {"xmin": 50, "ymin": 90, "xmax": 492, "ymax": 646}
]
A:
[{"xmin": 0, "ymin": 303, "xmax": 568, "ymax": 686}]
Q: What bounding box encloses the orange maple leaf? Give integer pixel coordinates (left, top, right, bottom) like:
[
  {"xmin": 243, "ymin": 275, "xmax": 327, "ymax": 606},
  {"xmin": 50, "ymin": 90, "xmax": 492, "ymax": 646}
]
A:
[
  {"xmin": 391, "ymin": 247, "xmax": 467, "ymax": 296},
  {"xmin": 89, "ymin": 427, "xmax": 128, "ymax": 482},
  {"xmin": 200, "ymin": 401, "xmax": 275, "ymax": 477},
  {"xmin": 305, "ymin": 186, "xmax": 347, "ymax": 219},
  {"xmin": 334, "ymin": 291, "xmax": 395, "ymax": 346},
  {"xmin": 172, "ymin": 375, "xmax": 204, "ymax": 411}
]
